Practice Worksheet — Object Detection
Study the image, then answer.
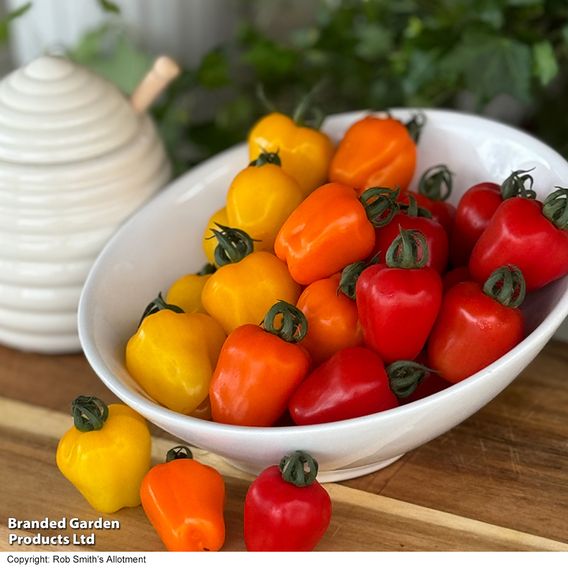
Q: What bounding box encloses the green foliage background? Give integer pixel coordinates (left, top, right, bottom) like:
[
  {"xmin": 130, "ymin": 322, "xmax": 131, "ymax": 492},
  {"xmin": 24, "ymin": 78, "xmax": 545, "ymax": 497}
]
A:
[{"xmin": 3, "ymin": 0, "xmax": 568, "ymax": 176}]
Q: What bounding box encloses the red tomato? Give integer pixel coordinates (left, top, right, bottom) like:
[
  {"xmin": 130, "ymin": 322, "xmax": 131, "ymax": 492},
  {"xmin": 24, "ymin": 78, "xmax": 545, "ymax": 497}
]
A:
[
  {"xmin": 400, "ymin": 164, "xmax": 456, "ymax": 233},
  {"xmin": 356, "ymin": 229, "xmax": 443, "ymax": 364},
  {"xmin": 372, "ymin": 210, "xmax": 449, "ymax": 274},
  {"xmin": 449, "ymin": 181, "xmax": 501, "ymax": 267},
  {"xmin": 244, "ymin": 451, "xmax": 332, "ymax": 551},
  {"xmin": 442, "ymin": 266, "xmax": 471, "ymax": 292},
  {"xmin": 288, "ymin": 346, "xmax": 398, "ymax": 425},
  {"xmin": 399, "ymin": 372, "xmax": 452, "ymax": 404},
  {"xmin": 469, "ymin": 192, "xmax": 568, "ymax": 292},
  {"xmin": 427, "ymin": 266, "xmax": 526, "ymax": 383},
  {"xmin": 449, "ymin": 169, "xmax": 536, "ymax": 267},
  {"xmin": 399, "ymin": 191, "xmax": 454, "ymax": 234}
]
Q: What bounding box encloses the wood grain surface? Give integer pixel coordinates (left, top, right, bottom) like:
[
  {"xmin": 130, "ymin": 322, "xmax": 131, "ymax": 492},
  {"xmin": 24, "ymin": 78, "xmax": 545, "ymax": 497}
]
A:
[{"xmin": 0, "ymin": 340, "xmax": 567, "ymax": 552}]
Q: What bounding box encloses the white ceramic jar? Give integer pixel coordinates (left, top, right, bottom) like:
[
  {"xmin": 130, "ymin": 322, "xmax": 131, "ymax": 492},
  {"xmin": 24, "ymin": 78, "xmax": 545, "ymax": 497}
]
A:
[{"xmin": 0, "ymin": 55, "xmax": 172, "ymax": 353}]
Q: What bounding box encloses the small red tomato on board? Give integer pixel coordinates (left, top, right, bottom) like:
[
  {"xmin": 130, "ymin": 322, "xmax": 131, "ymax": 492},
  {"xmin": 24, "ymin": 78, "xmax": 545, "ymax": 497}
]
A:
[
  {"xmin": 427, "ymin": 265, "xmax": 526, "ymax": 384},
  {"xmin": 450, "ymin": 169, "xmax": 534, "ymax": 267},
  {"xmin": 356, "ymin": 228, "xmax": 443, "ymax": 364},
  {"xmin": 400, "ymin": 164, "xmax": 456, "ymax": 233},
  {"xmin": 244, "ymin": 451, "xmax": 332, "ymax": 551},
  {"xmin": 373, "ymin": 194, "xmax": 449, "ymax": 274},
  {"xmin": 288, "ymin": 346, "xmax": 399, "ymax": 425},
  {"xmin": 469, "ymin": 188, "xmax": 568, "ymax": 292}
]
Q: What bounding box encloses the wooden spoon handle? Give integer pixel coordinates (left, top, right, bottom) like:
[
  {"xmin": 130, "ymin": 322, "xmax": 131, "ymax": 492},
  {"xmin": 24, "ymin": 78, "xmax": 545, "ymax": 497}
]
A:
[{"xmin": 130, "ymin": 56, "xmax": 181, "ymax": 114}]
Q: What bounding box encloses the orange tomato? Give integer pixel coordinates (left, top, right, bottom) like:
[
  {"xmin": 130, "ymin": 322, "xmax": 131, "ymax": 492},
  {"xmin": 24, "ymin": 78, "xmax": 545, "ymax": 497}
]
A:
[
  {"xmin": 209, "ymin": 302, "xmax": 311, "ymax": 427},
  {"xmin": 297, "ymin": 274, "xmax": 363, "ymax": 366},
  {"xmin": 140, "ymin": 446, "xmax": 225, "ymax": 551},
  {"xmin": 274, "ymin": 182, "xmax": 376, "ymax": 285},
  {"xmin": 329, "ymin": 115, "xmax": 417, "ymax": 194}
]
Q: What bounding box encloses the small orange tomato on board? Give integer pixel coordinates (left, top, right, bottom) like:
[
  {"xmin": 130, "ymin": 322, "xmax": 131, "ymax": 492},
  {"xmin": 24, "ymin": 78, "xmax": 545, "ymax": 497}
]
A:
[{"xmin": 140, "ymin": 446, "xmax": 225, "ymax": 552}]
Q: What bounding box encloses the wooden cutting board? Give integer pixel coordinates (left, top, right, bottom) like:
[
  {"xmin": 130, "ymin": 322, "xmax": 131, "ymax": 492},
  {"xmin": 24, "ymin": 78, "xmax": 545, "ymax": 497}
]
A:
[{"xmin": 0, "ymin": 341, "xmax": 567, "ymax": 552}]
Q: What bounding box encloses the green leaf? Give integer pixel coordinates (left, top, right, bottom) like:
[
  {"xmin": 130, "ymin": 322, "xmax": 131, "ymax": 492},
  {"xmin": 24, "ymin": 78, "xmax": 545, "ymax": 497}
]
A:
[
  {"xmin": 196, "ymin": 50, "xmax": 230, "ymax": 89},
  {"xmin": 562, "ymin": 25, "xmax": 568, "ymax": 46},
  {"xmin": 443, "ymin": 34, "xmax": 532, "ymax": 105},
  {"xmin": 506, "ymin": 0, "xmax": 543, "ymax": 6},
  {"xmin": 242, "ymin": 38, "xmax": 298, "ymax": 81},
  {"xmin": 97, "ymin": 0, "xmax": 121, "ymax": 14},
  {"xmin": 532, "ymin": 41, "xmax": 558, "ymax": 86},
  {"xmin": 0, "ymin": 1, "xmax": 32, "ymax": 44},
  {"xmin": 290, "ymin": 27, "xmax": 319, "ymax": 50},
  {"xmin": 216, "ymin": 95, "xmax": 255, "ymax": 131},
  {"xmin": 403, "ymin": 50, "xmax": 443, "ymax": 97},
  {"xmin": 70, "ymin": 24, "xmax": 113, "ymax": 61},
  {"xmin": 354, "ymin": 23, "xmax": 393, "ymax": 60},
  {"xmin": 69, "ymin": 26, "xmax": 152, "ymax": 94}
]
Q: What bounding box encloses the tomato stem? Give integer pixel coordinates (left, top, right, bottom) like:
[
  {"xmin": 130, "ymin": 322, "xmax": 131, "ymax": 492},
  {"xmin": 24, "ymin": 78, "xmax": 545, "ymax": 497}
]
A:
[
  {"xmin": 139, "ymin": 292, "xmax": 184, "ymax": 326},
  {"xmin": 418, "ymin": 164, "xmax": 453, "ymax": 202},
  {"xmin": 405, "ymin": 111, "xmax": 426, "ymax": 143},
  {"xmin": 262, "ymin": 300, "xmax": 308, "ymax": 343},
  {"xmin": 385, "ymin": 228, "xmax": 429, "ymax": 269},
  {"xmin": 279, "ymin": 450, "xmax": 318, "ymax": 487},
  {"xmin": 166, "ymin": 445, "xmax": 194, "ymax": 462},
  {"xmin": 387, "ymin": 361, "xmax": 431, "ymax": 398},
  {"xmin": 209, "ymin": 224, "xmax": 256, "ymax": 266},
  {"xmin": 339, "ymin": 261, "xmax": 367, "ymax": 300},
  {"xmin": 483, "ymin": 265, "xmax": 526, "ymax": 308},
  {"xmin": 197, "ymin": 263, "xmax": 217, "ymax": 276},
  {"xmin": 339, "ymin": 255, "xmax": 379, "ymax": 299},
  {"xmin": 400, "ymin": 193, "xmax": 432, "ymax": 218},
  {"xmin": 255, "ymin": 83, "xmax": 277, "ymax": 113},
  {"xmin": 249, "ymin": 150, "xmax": 281, "ymax": 167},
  {"xmin": 542, "ymin": 187, "xmax": 568, "ymax": 230},
  {"xmin": 360, "ymin": 186, "xmax": 400, "ymax": 227},
  {"xmin": 292, "ymin": 81, "xmax": 326, "ymax": 129},
  {"xmin": 500, "ymin": 169, "xmax": 536, "ymax": 200},
  {"xmin": 72, "ymin": 396, "xmax": 109, "ymax": 432}
]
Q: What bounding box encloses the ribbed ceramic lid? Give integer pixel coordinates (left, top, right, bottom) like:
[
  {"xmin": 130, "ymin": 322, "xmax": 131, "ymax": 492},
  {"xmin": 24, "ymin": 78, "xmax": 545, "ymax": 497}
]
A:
[{"xmin": 0, "ymin": 55, "xmax": 141, "ymax": 164}]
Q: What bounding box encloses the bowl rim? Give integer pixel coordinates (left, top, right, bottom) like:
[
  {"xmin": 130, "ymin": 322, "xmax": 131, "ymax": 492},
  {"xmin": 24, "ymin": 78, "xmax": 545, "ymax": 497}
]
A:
[{"xmin": 78, "ymin": 107, "xmax": 568, "ymax": 437}]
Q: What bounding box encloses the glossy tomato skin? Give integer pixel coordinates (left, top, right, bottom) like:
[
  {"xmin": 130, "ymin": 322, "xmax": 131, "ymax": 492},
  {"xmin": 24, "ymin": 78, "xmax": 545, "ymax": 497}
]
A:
[
  {"xmin": 356, "ymin": 264, "xmax": 442, "ymax": 364},
  {"xmin": 244, "ymin": 465, "xmax": 332, "ymax": 551},
  {"xmin": 399, "ymin": 191, "xmax": 455, "ymax": 234},
  {"xmin": 469, "ymin": 197, "xmax": 568, "ymax": 292},
  {"xmin": 288, "ymin": 346, "xmax": 399, "ymax": 425},
  {"xmin": 372, "ymin": 212, "xmax": 449, "ymax": 274},
  {"xmin": 427, "ymin": 281, "xmax": 524, "ymax": 384},
  {"xmin": 442, "ymin": 265, "xmax": 471, "ymax": 292},
  {"xmin": 329, "ymin": 115, "xmax": 416, "ymax": 193},
  {"xmin": 399, "ymin": 372, "xmax": 452, "ymax": 404},
  {"xmin": 450, "ymin": 182, "xmax": 502, "ymax": 267},
  {"xmin": 296, "ymin": 274, "xmax": 363, "ymax": 367},
  {"xmin": 274, "ymin": 182, "xmax": 376, "ymax": 285}
]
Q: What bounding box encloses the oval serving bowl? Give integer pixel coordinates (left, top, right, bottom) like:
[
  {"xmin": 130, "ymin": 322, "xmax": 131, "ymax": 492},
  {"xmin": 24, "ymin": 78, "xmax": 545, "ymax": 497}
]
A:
[{"xmin": 78, "ymin": 109, "xmax": 568, "ymax": 482}]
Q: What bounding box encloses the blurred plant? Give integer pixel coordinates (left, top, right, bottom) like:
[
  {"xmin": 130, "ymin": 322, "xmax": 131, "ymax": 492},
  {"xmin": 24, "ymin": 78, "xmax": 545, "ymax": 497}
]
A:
[
  {"xmin": 0, "ymin": 1, "xmax": 31, "ymax": 43},
  {"xmin": 155, "ymin": 0, "xmax": 568, "ymax": 173},
  {"xmin": 3, "ymin": 0, "xmax": 568, "ymax": 172}
]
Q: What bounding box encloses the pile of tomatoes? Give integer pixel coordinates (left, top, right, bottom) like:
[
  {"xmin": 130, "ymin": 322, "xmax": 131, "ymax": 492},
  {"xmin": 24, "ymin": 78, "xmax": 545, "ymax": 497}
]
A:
[
  {"xmin": 126, "ymin": 108, "xmax": 568, "ymax": 431},
  {"xmin": 118, "ymin": 107, "xmax": 568, "ymax": 552}
]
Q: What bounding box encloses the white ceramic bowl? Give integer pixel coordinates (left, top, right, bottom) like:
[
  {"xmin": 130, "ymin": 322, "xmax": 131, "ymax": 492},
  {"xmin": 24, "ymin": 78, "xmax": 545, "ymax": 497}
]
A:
[{"xmin": 78, "ymin": 109, "xmax": 568, "ymax": 482}]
